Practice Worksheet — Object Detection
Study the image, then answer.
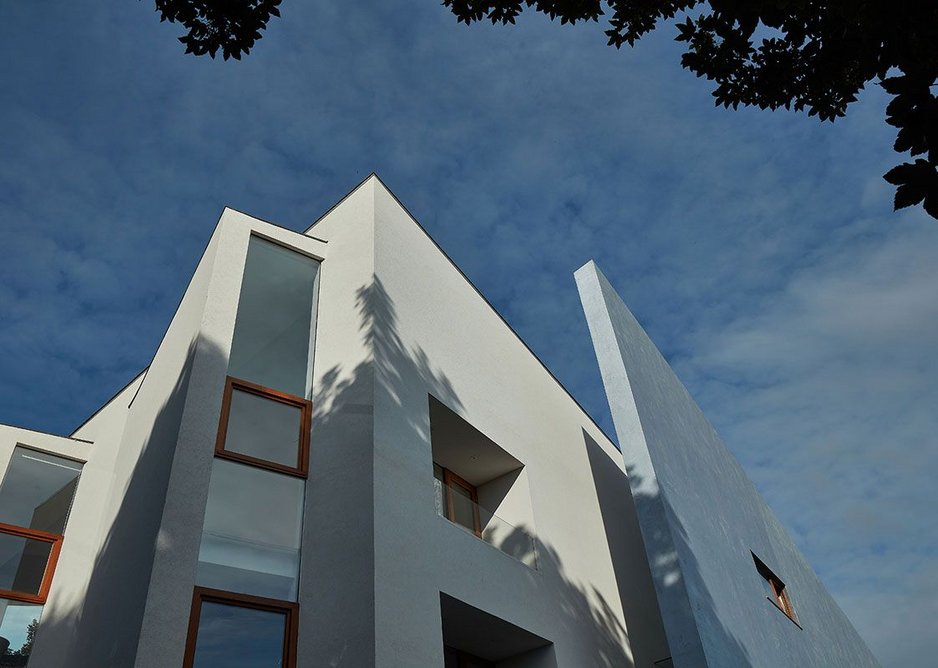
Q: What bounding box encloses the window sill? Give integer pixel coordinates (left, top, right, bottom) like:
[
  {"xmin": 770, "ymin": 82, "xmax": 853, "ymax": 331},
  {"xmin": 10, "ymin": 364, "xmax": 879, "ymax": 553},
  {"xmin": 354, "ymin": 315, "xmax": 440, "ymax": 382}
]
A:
[{"xmin": 766, "ymin": 596, "xmax": 803, "ymax": 630}]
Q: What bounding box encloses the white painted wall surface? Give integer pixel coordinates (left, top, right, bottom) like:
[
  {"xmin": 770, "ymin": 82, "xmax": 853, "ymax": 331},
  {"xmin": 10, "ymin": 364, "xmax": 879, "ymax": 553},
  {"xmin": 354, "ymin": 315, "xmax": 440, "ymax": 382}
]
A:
[
  {"xmin": 576, "ymin": 261, "xmax": 881, "ymax": 668},
  {"xmin": 9, "ymin": 176, "xmax": 669, "ymax": 668}
]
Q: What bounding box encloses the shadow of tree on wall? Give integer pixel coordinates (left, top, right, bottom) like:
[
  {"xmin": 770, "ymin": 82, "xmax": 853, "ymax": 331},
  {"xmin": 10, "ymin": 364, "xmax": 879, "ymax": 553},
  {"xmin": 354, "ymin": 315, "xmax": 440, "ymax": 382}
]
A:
[
  {"xmin": 584, "ymin": 428, "xmax": 753, "ymax": 667},
  {"xmin": 30, "ymin": 336, "xmax": 224, "ymax": 667},
  {"xmin": 355, "ymin": 275, "xmax": 643, "ymax": 667},
  {"xmin": 24, "ymin": 267, "xmax": 701, "ymax": 667}
]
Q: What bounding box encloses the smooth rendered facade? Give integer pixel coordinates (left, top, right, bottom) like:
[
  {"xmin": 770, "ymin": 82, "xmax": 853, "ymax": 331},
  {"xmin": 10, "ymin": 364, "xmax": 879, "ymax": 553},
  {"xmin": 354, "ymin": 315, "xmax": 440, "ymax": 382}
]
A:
[{"xmin": 0, "ymin": 175, "xmax": 877, "ymax": 667}]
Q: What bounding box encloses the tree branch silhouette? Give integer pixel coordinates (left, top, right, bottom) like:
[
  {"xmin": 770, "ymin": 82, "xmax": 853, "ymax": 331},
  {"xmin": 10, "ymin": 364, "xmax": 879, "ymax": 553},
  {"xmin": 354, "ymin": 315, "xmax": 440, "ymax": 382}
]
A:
[{"xmin": 155, "ymin": 1, "xmax": 938, "ymax": 220}]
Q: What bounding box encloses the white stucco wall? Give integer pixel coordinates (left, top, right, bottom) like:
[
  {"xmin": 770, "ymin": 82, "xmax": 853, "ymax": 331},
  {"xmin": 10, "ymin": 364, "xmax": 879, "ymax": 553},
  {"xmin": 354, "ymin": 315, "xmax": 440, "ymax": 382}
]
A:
[
  {"xmin": 363, "ymin": 178, "xmax": 669, "ymax": 667},
  {"xmin": 576, "ymin": 261, "xmax": 881, "ymax": 668},
  {"xmin": 9, "ymin": 176, "xmax": 671, "ymax": 667}
]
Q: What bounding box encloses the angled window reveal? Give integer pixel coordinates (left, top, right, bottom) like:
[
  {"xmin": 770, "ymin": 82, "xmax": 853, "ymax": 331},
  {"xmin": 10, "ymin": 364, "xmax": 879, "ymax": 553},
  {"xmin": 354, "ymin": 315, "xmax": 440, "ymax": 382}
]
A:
[
  {"xmin": 0, "ymin": 448, "xmax": 82, "ymax": 536},
  {"xmin": 228, "ymin": 235, "xmax": 321, "ymax": 400},
  {"xmin": 183, "ymin": 587, "xmax": 298, "ymax": 668},
  {"xmin": 752, "ymin": 552, "xmax": 798, "ymax": 624},
  {"xmin": 216, "ymin": 377, "xmax": 311, "ymax": 477},
  {"xmin": 0, "ymin": 448, "xmax": 82, "ymax": 605},
  {"xmin": 429, "ymin": 397, "xmax": 538, "ymax": 569}
]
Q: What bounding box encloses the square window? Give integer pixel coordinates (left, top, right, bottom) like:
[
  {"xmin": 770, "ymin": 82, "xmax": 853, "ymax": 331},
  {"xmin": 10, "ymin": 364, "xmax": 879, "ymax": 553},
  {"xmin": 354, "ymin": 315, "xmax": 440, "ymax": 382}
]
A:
[
  {"xmin": 216, "ymin": 377, "xmax": 311, "ymax": 477},
  {"xmin": 183, "ymin": 587, "xmax": 297, "ymax": 668},
  {"xmin": 0, "ymin": 525, "xmax": 61, "ymax": 604}
]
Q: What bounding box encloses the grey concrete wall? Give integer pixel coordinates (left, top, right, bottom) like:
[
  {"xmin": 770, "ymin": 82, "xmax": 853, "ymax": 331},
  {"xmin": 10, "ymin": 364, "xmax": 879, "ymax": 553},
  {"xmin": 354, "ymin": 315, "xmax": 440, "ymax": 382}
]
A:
[{"xmin": 576, "ymin": 261, "xmax": 880, "ymax": 668}]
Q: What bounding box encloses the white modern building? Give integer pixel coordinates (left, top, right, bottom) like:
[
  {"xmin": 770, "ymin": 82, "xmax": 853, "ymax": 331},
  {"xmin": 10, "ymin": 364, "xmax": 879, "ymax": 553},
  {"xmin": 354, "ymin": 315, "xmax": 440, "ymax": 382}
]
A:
[{"xmin": 0, "ymin": 175, "xmax": 879, "ymax": 667}]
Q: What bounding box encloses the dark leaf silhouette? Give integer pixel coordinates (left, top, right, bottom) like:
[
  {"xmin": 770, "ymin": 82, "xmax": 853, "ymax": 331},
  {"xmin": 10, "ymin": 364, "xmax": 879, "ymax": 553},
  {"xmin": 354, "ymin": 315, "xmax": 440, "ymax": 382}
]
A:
[
  {"xmin": 153, "ymin": 0, "xmax": 282, "ymax": 60},
  {"xmin": 153, "ymin": 1, "xmax": 938, "ymax": 221}
]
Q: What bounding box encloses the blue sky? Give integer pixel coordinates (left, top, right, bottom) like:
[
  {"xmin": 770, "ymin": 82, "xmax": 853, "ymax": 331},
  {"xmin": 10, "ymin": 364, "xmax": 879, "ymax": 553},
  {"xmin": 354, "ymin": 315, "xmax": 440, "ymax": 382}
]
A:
[{"xmin": 1, "ymin": 2, "xmax": 936, "ymax": 665}]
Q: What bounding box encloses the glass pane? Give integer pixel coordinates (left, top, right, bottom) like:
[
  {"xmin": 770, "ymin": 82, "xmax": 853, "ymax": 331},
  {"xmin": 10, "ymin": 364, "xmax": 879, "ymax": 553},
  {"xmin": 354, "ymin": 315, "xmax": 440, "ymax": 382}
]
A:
[
  {"xmin": 197, "ymin": 460, "xmax": 304, "ymax": 601},
  {"xmin": 0, "ymin": 600, "xmax": 42, "ymax": 662},
  {"xmin": 433, "ymin": 465, "xmax": 445, "ymax": 515},
  {"xmin": 229, "ymin": 237, "xmax": 319, "ymax": 398},
  {"xmin": 192, "ymin": 601, "xmax": 287, "ymax": 668},
  {"xmin": 224, "ymin": 389, "xmax": 303, "ymax": 468},
  {"xmin": 449, "ymin": 485, "xmax": 477, "ymax": 533},
  {"xmin": 0, "ymin": 448, "xmax": 82, "ymax": 535},
  {"xmin": 0, "ymin": 534, "xmax": 52, "ymax": 597}
]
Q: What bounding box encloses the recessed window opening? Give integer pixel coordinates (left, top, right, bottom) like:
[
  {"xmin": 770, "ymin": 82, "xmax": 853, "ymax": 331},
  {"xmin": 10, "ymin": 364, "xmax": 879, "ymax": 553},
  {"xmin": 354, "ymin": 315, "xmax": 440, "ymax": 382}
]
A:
[
  {"xmin": 752, "ymin": 552, "xmax": 797, "ymax": 623},
  {"xmin": 440, "ymin": 593, "xmax": 554, "ymax": 667},
  {"xmin": 429, "ymin": 396, "xmax": 537, "ymax": 569}
]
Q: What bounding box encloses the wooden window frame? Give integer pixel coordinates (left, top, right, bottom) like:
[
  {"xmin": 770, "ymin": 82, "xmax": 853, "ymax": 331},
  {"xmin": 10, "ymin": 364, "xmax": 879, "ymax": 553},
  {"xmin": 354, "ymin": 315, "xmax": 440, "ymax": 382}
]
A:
[
  {"xmin": 182, "ymin": 586, "xmax": 299, "ymax": 668},
  {"xmin": 442, "ymin": 468, "xmax": 482, "ymax": 537},
  {"xmin": 752, "ymin": 552, "xmax": 799, "ymax": 625},
  {"xmin": 216, "ymin": 376, "xmax": 312, "ymax": 478},
  {"xmin": 0, "ymin": 521, "xmax": 64, "ymax": 605}
]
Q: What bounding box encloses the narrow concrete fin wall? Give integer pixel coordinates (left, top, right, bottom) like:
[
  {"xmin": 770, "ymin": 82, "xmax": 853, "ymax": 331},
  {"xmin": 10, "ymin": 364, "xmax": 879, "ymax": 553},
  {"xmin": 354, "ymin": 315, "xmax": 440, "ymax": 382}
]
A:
[
  {"xmin": 575, "ymin": 261, "xmax": 881, "ymax": 668},
  {"xmin": 576, "ymin": 261, "xmax": 706, "ymax": 667}
]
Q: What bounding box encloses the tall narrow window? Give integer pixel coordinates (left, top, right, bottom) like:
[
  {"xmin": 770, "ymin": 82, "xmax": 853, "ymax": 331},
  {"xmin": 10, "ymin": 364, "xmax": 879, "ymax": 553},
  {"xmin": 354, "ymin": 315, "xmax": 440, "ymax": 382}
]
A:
[
  {"xmin": 187, "ymin": 236, "xmax": 318, "ymax": 668},
  {"xmin": 0, "ymin": 447, "xmax": 83, "ymax": 665},
  {"xmin": 228, "ymin": 236, "xmax": 320, "ymax": 399}
]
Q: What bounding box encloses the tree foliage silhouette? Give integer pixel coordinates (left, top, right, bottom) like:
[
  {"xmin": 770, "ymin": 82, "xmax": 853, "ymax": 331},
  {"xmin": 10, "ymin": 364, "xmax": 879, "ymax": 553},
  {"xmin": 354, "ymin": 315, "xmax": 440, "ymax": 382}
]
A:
[{"xmin": 156, "ymin": 0, "xmax": 938, "ymax": 220}]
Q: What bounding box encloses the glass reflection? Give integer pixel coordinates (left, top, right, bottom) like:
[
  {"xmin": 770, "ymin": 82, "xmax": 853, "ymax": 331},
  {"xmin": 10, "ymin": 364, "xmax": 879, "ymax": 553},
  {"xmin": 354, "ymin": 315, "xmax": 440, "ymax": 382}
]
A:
[
  {"xmin": 0, "ymin": 599, "xmax": 42, "ymax": 664},
  {"xmin": 192, "ymin": 601, "xmax": 286, "ymax": 668},
  {"xmin": 197, "ymin": 460, "xmax": 304, "ymax": 601},
  {"xmin": 224, "ymin": 389, "xmax": 303, "ymax": 468},
  {"xmin": 449, "ymin": 485, "xmax": 477, "ymax": 533},
  {"xmin": 0, "ymin": 534, "xmax": 52, "ymax": 596},
  {"xmin": 228, "ymin": 237, "xmax": 319, "ymax": 398},
  {"xmin": 0, "ymin": 448, "xmax": 82, "ymax": 535}
]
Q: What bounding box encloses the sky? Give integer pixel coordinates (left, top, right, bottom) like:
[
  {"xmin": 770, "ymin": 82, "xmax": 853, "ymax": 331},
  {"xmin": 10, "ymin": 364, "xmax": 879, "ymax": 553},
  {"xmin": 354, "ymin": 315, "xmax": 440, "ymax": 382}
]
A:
[{"xmin": 1, "ymin": 2, "xmax": 936, "ymax": 665}]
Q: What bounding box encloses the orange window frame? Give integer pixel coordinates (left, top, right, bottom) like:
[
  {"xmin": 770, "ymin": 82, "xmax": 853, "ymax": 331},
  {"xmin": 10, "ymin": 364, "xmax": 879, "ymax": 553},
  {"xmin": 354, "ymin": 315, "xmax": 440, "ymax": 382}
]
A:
[
  {"xmin": 0, "ymin": 521, "xmax": 64, "ymax": 605},
  {"xmin": 183, "ymin": 586, "xmax": 299, "ymax": 668},
  {"xmin": 752, "ymin": 552, "xmax": 798, "ymax": 625},
  {"xmin": 768, "ymin": 576, "xmax": 796, "ymax": 621},
  {"xmin": 442, "ymin": 468, "xmax": 482, "ymax": 537},
  {"xmin": 215, "ymin": 376, "xmax": 312, "ymax": 478}
]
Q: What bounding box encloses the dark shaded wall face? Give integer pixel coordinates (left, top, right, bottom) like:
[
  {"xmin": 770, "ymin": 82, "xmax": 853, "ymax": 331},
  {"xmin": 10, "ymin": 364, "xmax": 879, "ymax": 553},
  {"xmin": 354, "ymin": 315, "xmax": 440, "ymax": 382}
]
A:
[
  {"xmin": 582, "ymin": 430, "xmax": 671, "ymax": 667},
  {"xmin": 440, "ymin": 593, "xmax": 555, "ymax": 667}
]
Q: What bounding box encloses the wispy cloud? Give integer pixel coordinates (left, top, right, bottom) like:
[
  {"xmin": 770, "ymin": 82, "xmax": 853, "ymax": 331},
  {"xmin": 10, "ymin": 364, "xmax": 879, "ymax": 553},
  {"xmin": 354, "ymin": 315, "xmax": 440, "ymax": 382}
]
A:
[{"xmin": 0, "ymin": 2, "xmax": 934, "ymax": 664}]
